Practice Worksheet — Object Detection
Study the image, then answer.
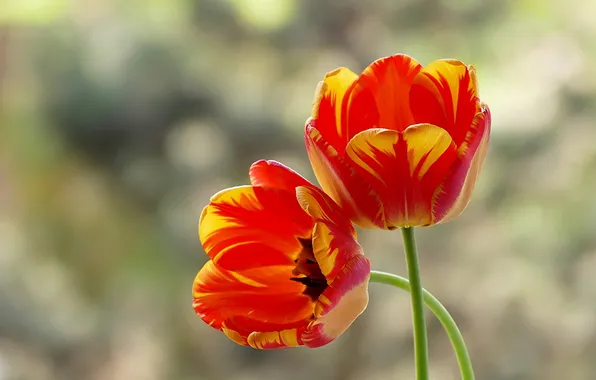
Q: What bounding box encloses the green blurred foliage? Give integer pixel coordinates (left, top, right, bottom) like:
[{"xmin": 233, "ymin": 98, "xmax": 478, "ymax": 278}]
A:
[{"xmin": 2, "ymin": 0, "xmax": 596, "ymax": 379}]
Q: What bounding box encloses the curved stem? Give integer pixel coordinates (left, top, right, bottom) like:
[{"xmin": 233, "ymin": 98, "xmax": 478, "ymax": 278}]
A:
[
  {"xmin": 370, "ymin": 270, "xmax": 475, "ymax": 380},
  {"xmin": 401, "ymin": 227, "xmax": 429, "ymax": 380}
]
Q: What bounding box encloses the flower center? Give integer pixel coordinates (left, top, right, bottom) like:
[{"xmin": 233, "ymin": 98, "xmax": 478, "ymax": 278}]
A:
[{"xmin": 290, "ymin": 237, "xmax": 328, "ymax": 300}]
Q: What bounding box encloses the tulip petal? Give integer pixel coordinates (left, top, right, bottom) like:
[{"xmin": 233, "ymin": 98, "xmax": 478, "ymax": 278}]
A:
[
  {"xmin": 247, "ymin": 327, "xmax": 305, "ymax": 349},
  {"xmin": 311, "ymin": 67, "xmax": 359, "ymax": 152},
  {"xmin": 295, "ymin": 185, "xmax": 355, "ymax": 237},
  {"xmin": 193, "ymin": 261, "xmax": 314, "ymax": 328},
  {"xmin": 349, "ymin": 54, "xmax": 422, "ymax": 133},
  {"xmin": 410, "ymin": 59, "xmax": 479, "ymax": 146},
  {"xmin": 433, "ymin": 106, "xmax": 491, "ymax": 223},
  {"xmin": 221, "ymin": 322, "xmax": 250, "ymax": 346},
  {"xmin": 199, "ymin": 185, "xmax": 313, "ymax": 271},
  {"xmin": 302, "ymin": 255, "xmax": 371, "ymax": 348},
  {"xmin": 221, "ymin": 316, "xmax": 308, "ymax": 349},
  {"xmin": 296, "ymin": 185, "xmax": 362, "ymax": 280},
  {"xmin": 345, "ymin": 124, "xmax": 457, "ymax": 228},
  {"xmin": 310, "ymin": 221, "xmax": 363, "ymax": 281},
  {"xmin": 249, "ymin": 159, "xmax": 314, "ymax": 191},
  {"xmin": 304, "ymin": 122, "xmax": 385, "ymax": 229}
]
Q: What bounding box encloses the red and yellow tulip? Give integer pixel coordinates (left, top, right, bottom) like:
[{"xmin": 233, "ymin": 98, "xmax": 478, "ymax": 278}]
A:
[
  {"xmin": 305, "ymin": 54, "xmax": 491, "ymax": 229},
  {"xmin": 193, "ymin": 160, "xmax": 371, "ymax": 349}
]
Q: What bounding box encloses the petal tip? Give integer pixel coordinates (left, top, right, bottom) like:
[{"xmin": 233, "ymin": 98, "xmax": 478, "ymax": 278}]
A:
[
  {"xmin": 249, "ymin": 160, "xmax": 313, "ymax": 191},
  {"xmin": 324, "ymin": 66, "xmax": 350, "ymax": 78}
]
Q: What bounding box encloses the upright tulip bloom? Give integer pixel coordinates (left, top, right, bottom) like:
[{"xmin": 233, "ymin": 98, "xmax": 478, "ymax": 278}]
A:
[
  {"xmin": 193, "ymin": 160, "xmax": 370, "ymax": 349},
  {"xmin": 306, "ymin": 54, "xmax": 491, "ymax": 229}
]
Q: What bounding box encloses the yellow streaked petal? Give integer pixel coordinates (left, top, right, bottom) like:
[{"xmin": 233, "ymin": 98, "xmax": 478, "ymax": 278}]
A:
[
  {"xmin": 352, "ymin": 54, "xmax": 422, "ymax": 132},
  {"xmin": 402, "ymin": 123, "xmax": 456, "ymax": 179},
  {"xmin": 411, "ymin": 59, "xmax": 479, "ymax": 148},
  {"xmin": 222, "ymin": 323, "xmax": 248, "ymax": 346},
  {"xmin": 199, "ymin": 184, "xmax": 313, "ymax": 270},
  {"xmin": 247, "ymin": 328, "xmax": 302, "ymax": 349},
  {"xmin": 192, "ymin": 260, "xmax": 315, "ymax": 329},
  {"xmin": 295, "ymin": 185, "xmax": 355, "ymax": 237},
  {"xmin": 344, "ymin": 125, "xmax": 457, "ymax": 228},
  {"xmin": 437, "ymin": 108, "xmax": 491, "ymax": 223},
  {"xmin": 199, "ymin": 185, "xmax": 260, "ymax": 244},
  {"xmin": 304, "ymin": 124, "xmax": 385, "ymax": 229},
  {"xmin": 311, "ymin": 67, "xmax": 358, "ymax": 151},
  {"xmin": 302, "ymin": 255, "xmax": 370, "ymax": 348},
  {"xmin": 312, "ymin": 67, "xmax": 358, "ymax": 121},
  {"xmin": 311, "ymin": 222, "xmax": 337, "ymax": 277},
  {"xmin": 419, "ymin": 59, "xmax": 476, "ymax": 118},
  {"xmin": 345, "ymin": 129, "xmax": 398, "ymax": 184},
  {"xmin": 310, "ymin": 222, "xmax": 362, "ymax": 281}
]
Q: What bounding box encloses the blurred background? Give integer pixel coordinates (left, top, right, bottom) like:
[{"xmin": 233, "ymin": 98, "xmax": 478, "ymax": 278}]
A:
[{"xmin": 1, "ymin": 0, "xmax": 596, "ymax": 379}]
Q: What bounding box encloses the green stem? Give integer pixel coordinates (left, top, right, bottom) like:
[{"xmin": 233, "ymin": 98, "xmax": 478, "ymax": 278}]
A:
[
  {"xmin": 369, "ymin": 270, "xmax": 475, "ymax": 380},
  {"xmin": 401, "ymin": 227, "xmax": 429, "ymax": 380}
]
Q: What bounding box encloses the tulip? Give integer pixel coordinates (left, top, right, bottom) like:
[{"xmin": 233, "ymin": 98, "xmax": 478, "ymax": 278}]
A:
[
  {"xmin": 305, "ymin": 54, "xmax": 491, "ymax": 229},
  {"xmin": 193, "ymin": 160, "xmax": 370, "ymax": 349}
]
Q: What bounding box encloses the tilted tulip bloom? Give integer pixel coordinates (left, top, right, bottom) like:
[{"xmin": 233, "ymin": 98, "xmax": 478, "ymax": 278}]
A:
[
  {"xmin": 193, "ymin": 160, "xmax": 371, "ymax": 349},
  {"xmin": 305, "ymin": 54, "xmax": 491, "ymax": 229}
]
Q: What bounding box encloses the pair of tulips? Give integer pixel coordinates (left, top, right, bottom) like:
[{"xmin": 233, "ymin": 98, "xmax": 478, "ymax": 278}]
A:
[{"xmin": 193, "ymin": 54, "xmax": 491, "ymax": 349}]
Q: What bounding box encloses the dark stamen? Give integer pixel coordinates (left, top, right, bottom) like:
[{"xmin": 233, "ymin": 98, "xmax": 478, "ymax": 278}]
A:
[
  {"xmin": 298, "ymin": 237, "xmax": 313, "ymax": 249},
  {"xmin": 290, "ymin": 277, "xmax": 327, "ymax": 299},
  {"xmin": 290, "ymin": 277, "xmax": 327, "ymax": 287},
  {"xmin": 291, "ymin": 236, "xmax": 328, "ymax": 300}
]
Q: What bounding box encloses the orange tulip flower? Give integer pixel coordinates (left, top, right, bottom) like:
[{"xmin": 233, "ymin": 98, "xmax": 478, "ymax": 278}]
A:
[
  {"xmin": 305, "ymin": 54, "xmax": 491, "ymax": 229},
  {"xmin": 193, "ymin": 160, "xmax": 371, "ymax": 349}
]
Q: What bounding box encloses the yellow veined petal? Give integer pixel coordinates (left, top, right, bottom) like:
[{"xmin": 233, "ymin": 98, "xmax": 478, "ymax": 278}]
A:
[
  {"xmin": 349, "ymin": 54, "xmax": 422, "ymax": 132},
  {"xmin": 410, "ymin": 59, "xmax": 479, "ymax": 147},
  {"xmin": 311, "ymin": 67, "xmax": 358, "ymax": 151},
  {"xmin": 304, "ymin": 123, "xmax": 385, "ymax": 229},
  {"xmin": 247, "ymin": 328, "xmax": 303, "ymax": 349},
  {"xmin": 403, "ymin": 123, "xmax": 457, "ymax": 179},
  {"xmin": 199, "ymin": 185, "xmax": 313, "ymax": 270},
  {"xmin": 295, "ymin": 185, "xmax": 355, "ymax": 237},
  {"xmin": 345, "ymin": 125, "xmax": 457, "ymax": 228},
  {"xmin": 309, "ymin": 221, "xmax": 362, "ymax": 281},
  {"xmin": 302, "ymin": 255, "xmax": 371, "ymax": 348},
  {"xmin": 192, "ymin": 261, "xmax": 314, "ymax": 328},
  {"xmin": 433, "ymin": 106, "xmax": 491, "ymax": 223}
]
